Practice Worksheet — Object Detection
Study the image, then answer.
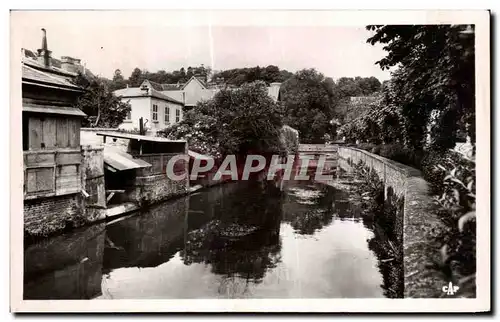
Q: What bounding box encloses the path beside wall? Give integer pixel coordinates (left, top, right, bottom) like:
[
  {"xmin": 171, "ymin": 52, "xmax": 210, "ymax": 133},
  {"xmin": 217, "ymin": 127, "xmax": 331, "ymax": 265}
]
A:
[{"xmin": 338, "ymin": 146, "xmax": 448, "ymax": 298}]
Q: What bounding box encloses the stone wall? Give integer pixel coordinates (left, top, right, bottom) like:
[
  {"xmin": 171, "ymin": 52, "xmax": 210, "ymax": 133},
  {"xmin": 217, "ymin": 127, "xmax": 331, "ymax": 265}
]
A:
[
  {"xmin": 24, "ymin": 193, "xmax": 84, "ymax": 237},
  {"xmin": 338, "ymin": 146, "xmax": 447, "ymax": 298},
  {"xmin": 127, "ymin": 174, "xmax": 189, "ymax": 206}
]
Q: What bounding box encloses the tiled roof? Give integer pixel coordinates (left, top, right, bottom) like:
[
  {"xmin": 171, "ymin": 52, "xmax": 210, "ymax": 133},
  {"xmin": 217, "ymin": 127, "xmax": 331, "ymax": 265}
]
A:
[
  {"xmin": 22, "ymin": 61, "xmax": 82, "ymax": 90},
  {"xmin": 113, "ymin": 87, "xmax": 184, "ymax": 105},
  {"xmin": 161, "ymin": 83, "xmax": 184, "ymax": 90},
  {"xmin": 142, "ymin": 80, "xmax": 184, "ymax": 91}
]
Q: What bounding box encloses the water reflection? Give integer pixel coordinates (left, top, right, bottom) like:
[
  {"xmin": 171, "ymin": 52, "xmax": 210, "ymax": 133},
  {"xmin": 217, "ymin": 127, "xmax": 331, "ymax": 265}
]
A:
[
  {"xmin": 181, "ymin": 181, "xmax": 283, "ymax": 282},
  {"xmin": 24, "ymin": 223, "xmax": 106, "ymax": 299},
  {"xmin": 24, "ymin": 173, "xmax": 390, "ymax": 299}
]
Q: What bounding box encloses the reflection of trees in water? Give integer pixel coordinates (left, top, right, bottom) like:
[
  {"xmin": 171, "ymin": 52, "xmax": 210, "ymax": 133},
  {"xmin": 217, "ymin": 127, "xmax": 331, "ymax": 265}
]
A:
[
  {"xmin": 103, "ymin": 198, "xmax": 188, "ymax": 271},
  {"xmin": 281, "ymin": 182, "xmax": 337, "ymax": 235},
  {"xmin": 341, "ymin": 173, "xmax": 404, "ymax": 298},
  {"xmin": 181, "ymin": 181, "xmax": 283, "ymax": 285}
]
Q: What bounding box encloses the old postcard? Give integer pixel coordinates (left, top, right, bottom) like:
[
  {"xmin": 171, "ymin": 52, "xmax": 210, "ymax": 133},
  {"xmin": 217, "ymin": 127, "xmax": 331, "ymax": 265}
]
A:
[{"xmin": 10, "ymin": 9, "xmax": 490, "ymax": 313}]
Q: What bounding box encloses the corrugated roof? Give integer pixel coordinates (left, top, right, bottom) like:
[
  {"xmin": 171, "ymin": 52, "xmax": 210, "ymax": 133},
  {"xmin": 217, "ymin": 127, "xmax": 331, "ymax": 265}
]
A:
[
  {"xmin": 23, "ymin": 104, "xmax": 86, "ymax": 117},
  {"xmin": 96, "ymin": 131, "xmax": 187, "ymax": 143},
  {"xmin": 103, "ymin": 148, "xmax": 152, "ymax": 172},
  {"xmin": 113, "ymin": 87, "xmax": 184, "ymax": 105}
]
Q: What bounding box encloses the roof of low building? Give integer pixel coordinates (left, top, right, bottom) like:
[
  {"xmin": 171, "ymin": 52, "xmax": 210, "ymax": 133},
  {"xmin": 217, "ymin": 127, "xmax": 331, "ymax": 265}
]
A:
[
  {"xmin": 22, "ymin": 59, "xmax": 82, "ymax": 91},
  {"xmin": 96, "ymin": 131, "xmax": 187, "ymax": 143},
  {"xmin": 113, "ymin": 87, "xmax": 184, "ymax": 105},
  {"xmin": 23, "ymin": 103, "xmax": 86, "ymax": 117},
  {"xmin": 103, "ymin": 147, "xmax": 152, "ymax": 172},
  {"xmin": 143, "ymin": 80, "xmax": 184, "ymax": 91}
]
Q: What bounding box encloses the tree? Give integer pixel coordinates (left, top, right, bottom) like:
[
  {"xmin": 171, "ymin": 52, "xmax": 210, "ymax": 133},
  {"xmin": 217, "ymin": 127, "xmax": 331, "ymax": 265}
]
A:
[
  {"xmin": 109, "ymin": 69, "xmax": 127, "ymax": 91},
  {"xmin": 262, "ymin": 65, "xmax": 281, "ymax": 83},
  {"xmin": 128, "ymin": 67, "xmax": 144, "ymax": 87},
  {"xmin": 280, "ymin": 69, "xmax": 336, "ymax": 143},
  {"xmin": 160, "ymin": 81, "xmax": 284, "ymax": 157},
  {"xmin": 74, "ymin": 72, "xmax": 131, "ymax": 128},
  {"xmin": 211, "ymin": 66, "xmax": 294, "ymax": 86},
  {"xmin": 186, "ymin": 66, "xmax": 194, "ymax": 78},
  {"xmin": 366, "ymin": 25, "xmax": 475, "ymax": 151}
]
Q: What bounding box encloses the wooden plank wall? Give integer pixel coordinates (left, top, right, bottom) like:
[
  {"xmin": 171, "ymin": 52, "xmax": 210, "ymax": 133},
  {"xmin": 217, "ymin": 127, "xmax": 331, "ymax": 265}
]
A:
[
  {"xmin": 24, "ymin": 150, "xmax": 82, "ymax": 199},
  {"xmin": 133, "ymin": 153, "xmax": 187, "ymax": 177},
  {"xmin": 27, "ymin": 115, "xmax": 80, "ymax": 150}
]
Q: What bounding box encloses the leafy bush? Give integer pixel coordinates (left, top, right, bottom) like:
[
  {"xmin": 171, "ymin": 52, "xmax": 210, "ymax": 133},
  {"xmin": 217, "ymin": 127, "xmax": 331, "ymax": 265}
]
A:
[
  {"xmin": 421, "ymin": 149, "xmax": 475, "ymax": 197},
  {"xmin": 279, "ymin": 125, "xmax": 299, "ymax": 155},
  {"xmin": 357, "ymin": 142, "xmax": 376, "ymax": 152},
  {"xmin": 378, "ymin": 144, "xmax": 424, "ymax": 169},
  {"xmin": 429, "ymin": 161, "xmax": 476, "ymax": 297},
  {"xmin": 355, "ymin": 143, "xmax": 423, "ymax": 170}
]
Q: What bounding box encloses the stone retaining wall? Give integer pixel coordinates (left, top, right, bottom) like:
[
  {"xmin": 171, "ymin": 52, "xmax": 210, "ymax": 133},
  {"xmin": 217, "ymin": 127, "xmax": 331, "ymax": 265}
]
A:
[{"xmin": 338, "ymin": 146, "xmax": 447, "ymax": 298}]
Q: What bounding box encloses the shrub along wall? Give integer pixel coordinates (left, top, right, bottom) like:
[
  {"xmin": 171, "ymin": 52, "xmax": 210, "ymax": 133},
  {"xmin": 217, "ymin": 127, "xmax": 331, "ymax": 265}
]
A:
[{"xmin": 338, "ymin": 146, "xmax": 448, "ymax": 298}]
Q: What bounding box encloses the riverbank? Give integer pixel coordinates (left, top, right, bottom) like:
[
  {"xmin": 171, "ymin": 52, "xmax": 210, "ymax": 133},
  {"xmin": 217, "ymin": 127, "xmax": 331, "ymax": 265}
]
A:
[{"xmin": 337, "ymin": 146, "xmax": 450, "ymax": 298}]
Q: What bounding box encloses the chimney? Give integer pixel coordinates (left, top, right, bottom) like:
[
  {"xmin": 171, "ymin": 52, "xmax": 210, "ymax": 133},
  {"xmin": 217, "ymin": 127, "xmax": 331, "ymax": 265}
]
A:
[
  {"xmin": 61, "ymin": 56, "xmax": 82, "ymax": 74},
  {"xmin": 37, "ymin": 28, "xmax": 52, "ymax": 68}
]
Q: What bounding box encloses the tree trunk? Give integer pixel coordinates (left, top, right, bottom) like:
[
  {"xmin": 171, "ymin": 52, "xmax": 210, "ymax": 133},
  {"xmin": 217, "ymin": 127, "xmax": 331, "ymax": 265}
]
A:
[{"xmin": 94, "ymin": 99, "xmax": 101, "ymax": 127}]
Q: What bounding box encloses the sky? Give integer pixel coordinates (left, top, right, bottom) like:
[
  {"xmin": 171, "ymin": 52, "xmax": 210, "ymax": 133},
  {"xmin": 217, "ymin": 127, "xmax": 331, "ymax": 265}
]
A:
[{"xmin": 12, "ymin": 11, "xmax": 392, "ymax": 81}]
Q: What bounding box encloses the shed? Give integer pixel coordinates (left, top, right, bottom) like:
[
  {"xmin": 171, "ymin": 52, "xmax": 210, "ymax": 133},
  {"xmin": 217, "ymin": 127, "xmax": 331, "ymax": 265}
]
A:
[
  {"xmin": 22, "ymin": 56, "xmax": 86, "ymax": 199},
  {"xmin": 95, "ymin": 132, "xmax": 189, "ymax": 205}
]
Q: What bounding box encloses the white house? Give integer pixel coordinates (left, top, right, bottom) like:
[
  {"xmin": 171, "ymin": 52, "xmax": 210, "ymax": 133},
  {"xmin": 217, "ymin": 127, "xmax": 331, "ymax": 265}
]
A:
[
  {"xmin": 114, "ymin": 77, "xmax": 283, "ymax": 133},
  {"xmin": 141, "ymin": 77, "xmax": 282, "ymax": 108},
  {"xmin": 142, "ymin": 77, "xmax": 218, "ymax": 109},
  {"xmin": 113, "ymin": 85, "xmax": 184, "ymax": 132}
]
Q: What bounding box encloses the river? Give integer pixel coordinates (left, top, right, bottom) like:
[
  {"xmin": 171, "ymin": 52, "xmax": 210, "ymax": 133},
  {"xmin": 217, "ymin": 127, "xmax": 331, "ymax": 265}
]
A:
[{"xmin": 24, "ymin": 170, "xmax": 389, "ymax": 299}]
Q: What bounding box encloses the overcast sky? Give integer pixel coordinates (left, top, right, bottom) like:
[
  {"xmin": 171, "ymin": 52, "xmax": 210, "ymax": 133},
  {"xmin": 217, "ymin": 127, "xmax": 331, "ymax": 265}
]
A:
[{"xmin": 13, "ymin": 11, "xmax": 391, "ymax": 81}]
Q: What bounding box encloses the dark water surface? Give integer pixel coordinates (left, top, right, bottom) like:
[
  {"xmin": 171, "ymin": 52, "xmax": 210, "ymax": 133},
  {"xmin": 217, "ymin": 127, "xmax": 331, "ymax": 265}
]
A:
[{"xmin": 24, "ymin": 173, "xmax": 387, "ymax": 299}]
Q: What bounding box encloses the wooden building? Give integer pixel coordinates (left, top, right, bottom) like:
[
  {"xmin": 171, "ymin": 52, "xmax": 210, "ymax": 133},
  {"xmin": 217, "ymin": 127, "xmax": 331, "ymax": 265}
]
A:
[{"xmin": 22, "ymin": 29, "xmax": 87, "ymax": 235}]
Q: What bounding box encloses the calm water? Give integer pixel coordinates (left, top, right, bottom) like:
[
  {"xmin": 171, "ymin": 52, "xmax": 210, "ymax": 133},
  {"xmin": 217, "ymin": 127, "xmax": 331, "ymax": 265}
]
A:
[{"xmin": 24, "ymin": 173, "xmax": 387, "ymax": 299}]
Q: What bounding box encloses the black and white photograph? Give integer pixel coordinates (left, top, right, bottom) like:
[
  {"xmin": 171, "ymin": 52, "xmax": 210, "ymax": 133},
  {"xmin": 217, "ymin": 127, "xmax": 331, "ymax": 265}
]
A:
[{"xmin": 9, "ymin": 9, "xmax": 490, "ymax": 313}]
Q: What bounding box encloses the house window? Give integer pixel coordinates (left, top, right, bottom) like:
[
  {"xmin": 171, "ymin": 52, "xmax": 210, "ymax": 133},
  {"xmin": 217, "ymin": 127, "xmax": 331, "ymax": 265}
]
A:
[
  {"xmin": 164, "ymin": 106, "xmax": 170, "ymax": 124},
  {"xmin": 126, "ymin": 110, "xmax": 131, "ymax": 120},
  {"xmin": 175, "ymin": 108, "xmax": 181, "ymax": 123},
  {"xmin": 152, "ymin": 104, "xmax": 158, "ymax": 121}
]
